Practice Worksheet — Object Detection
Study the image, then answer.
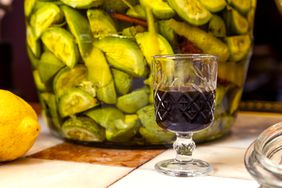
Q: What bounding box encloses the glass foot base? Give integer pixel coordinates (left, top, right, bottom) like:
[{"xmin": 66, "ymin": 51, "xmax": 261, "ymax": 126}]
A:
[{"xmin": 155, "ymin": 159, "xmax": 212, "ymax": 177}]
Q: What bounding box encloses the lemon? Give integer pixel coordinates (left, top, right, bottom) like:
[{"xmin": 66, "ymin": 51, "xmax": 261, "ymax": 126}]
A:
[{"xmin": 0, "ymin": 89, "xmax": 40, "ymax": 162}]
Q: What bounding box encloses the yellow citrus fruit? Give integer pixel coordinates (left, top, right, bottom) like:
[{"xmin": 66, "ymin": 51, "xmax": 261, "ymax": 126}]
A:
[{"xmin": 0, "ymin": 89, "xmax": 40, "ymax": 162}]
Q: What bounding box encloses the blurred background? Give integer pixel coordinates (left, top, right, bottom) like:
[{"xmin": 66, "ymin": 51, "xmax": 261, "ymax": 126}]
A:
[
  {"xmin": 0, "ymin": 0, "xmax": 282, "ymax": 112},
  {"xmin": 0, "ymin": 0, "xmax": 37, "ymax": 100}
]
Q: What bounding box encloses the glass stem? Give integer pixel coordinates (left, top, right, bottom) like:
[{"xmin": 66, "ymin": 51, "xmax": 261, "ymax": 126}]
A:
[{"xmin": 173, "ymin": 132, "xmax": 195, "ymax": 162}]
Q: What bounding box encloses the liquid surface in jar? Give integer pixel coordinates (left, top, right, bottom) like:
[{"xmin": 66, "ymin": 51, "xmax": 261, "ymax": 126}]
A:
[{"xmin": 154, "ymin": 88, "xmax": 215, "ymax": 132}]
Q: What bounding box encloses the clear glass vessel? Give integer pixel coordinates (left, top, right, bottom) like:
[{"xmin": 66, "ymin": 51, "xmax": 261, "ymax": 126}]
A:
[
  {"xmin": 153, "ymin": 54, "xmax": 217, "ymax": 176},
  {"xmin": 245, "ymin": 122, "xmax": 282, "ymax": 187},
  {"xmin": 24, "ymin": 0, "xmax": 256, "ymax": 147}
]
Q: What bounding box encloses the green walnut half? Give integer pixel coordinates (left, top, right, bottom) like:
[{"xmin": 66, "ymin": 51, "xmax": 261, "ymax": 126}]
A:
[
  {"xmin": 94, "ymin": 36, "xmax": 147, "ymax": 77},
  {"xmin": 41, "ymin": 27, "xmax": 79, "ymax": 68},
  {"xmin": 167, "ymin": 0, "xmax": 212, "ymax": 26},
  {"xmin": 60, "ymin": 0, "xmax": 103, "ymax": 9},
  {"xmin": 62, "ymin": 116, "xmax": 105, "ymax": 142}
]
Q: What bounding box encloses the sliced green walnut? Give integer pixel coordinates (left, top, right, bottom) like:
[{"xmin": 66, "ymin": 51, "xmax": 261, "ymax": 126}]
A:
[
  {"xmin": 228, "ymin": 86, "xmax": 243, "ymax": 114},
  {"xmin": 149, "ymin": 89, "xmax": 154, "ymax": 104},
  {"xmin": 208, "ymin": 15, "xmax": 226, "ymax": 37},
  {"xmin": 85, "ymin": 107, "xmax": 125, "ymax": 129},
  {"xmin": 40, "ymin": 93, "xmax": 62, "ymax": 131},
  {"xmin": 224, "ymin": 6, "xmax": 249, "ymax": 35},
  {"xmin": 106, "ymin": 115, "xmax": 140, "ymax": 142},
  {"xmin": 84, "ymin": 47, "xmax": 112, "ymax": 88},
  {"xmin": 42, "ymin": 27, "xmax": 79, "ymax": 68},
  {"xmin": 168, "ymin": 19, "xmax": 229, "ymax": 63},
  {"xmin": 24, "ymin": 0, "xmax": 36, "ymax": 17},
  {"xmin": 136, "ymin": 32, "xmax": 174, "ymax": 81},
  {"xmin": 167, "ymin": 0, "xmax": 212, "ymax": 26},
  {"xmin": 60, "ymin": 0, "xmax": 103, "ymax": 9},
  {"xmin": 112, "ymin": 68, "xmax": 133, "ymax": 95},
  {"xmin": 116, "ymin": 87, "xmax": 149, "ymax": 113},
  {"xmin": 62, "ymin": 116, "xmax": 105, "ymax": 142},
  {"xmin": 141, "ymin": 82, "xmax": 154, "ymax": 104},
  {"xmin": 136, "ymin": 32, "xmax": 174, "ymax": 66},
  {"xmin": 247, "ymin": 9, "xmax": 256, "ymax": 31},
  {"xmin": 226, "ymin": 0, "xmax": 251, "ymax": 15},
  {"xmin": 144, "ymin": 73, "xmax": 153, "ymax": 87},
  {"xmin": 218, "ymin": 61, "xmax": 246, "ymax": 87},
  {"xmin": 96, "ymin": 80, "xmax": 117, "ymax": 104},
  {"xmin": 38, "ymin": 52, "xmax": 65, "ymax": 83},
  {"xmin": 26, "ymin": 25, "xmax": 41, "ymax": 58},
  {"xmin": 137, "ymin": 105, "xmax": 175, "ymax": 144},
  {"xmin": 78, "ymin": 80, "xmax": 96, "ymax": 97},
  {"xmin": 103, "ymin": 0, "xmax": 139, "ymax": 13},
  {"xmin": 158, "ymin": 20, "xmax": 176, "ymax": 46},
  {"xmin": 53, "ymin": 65, "xmax": 88, "ymax": 97},
  {"xmin": 126, "ymin": 5, "xmax": 146, "ymax": 19},
  {"xmin": 26, "ymin": 46, "xmax": 40, "ymax": 69},
  {"xmin": 93, "ymin": 82, "xmax": 116, "ymax": 104},
  {"xmin": 58, "ymin": 88, "xmax": 98, "ymax": 118},
  {"xmin": 62, "ymin": 6, "xmax": 93, "ymax": 57},
  {"xmin": 140, "ymin": 0, "xmax": 175, "ymax": 19},
  {"xmin": 30, "ymin": 3, "xmax": 62, "ymax": 38},
  {"xmin": 94, "ymin": 36, "xmax": 147, "ymax": 77},
  {"xmin": 32, "ymin": 1, "xmax": 52, "ymax": 11},
  {"xmin": 251, "ymin": 0, "xmax": 257, "ymax": 8},
  {"xmin": 33, "ymin": 70, "xmax": 47, "ymax": 91},
  {"xmin": 46, "ymin": 94, "xmax": 61, "ymax": 131},
  {"xmin": 87, "ymin": 9, "xmax": 117, "ymax": 38},
  {"xmin": 122, "ymin": 25, "xmax": 146, "ymax": 38},
  {"xmin": 83, "ymin": 47, "xmax": 117, "ymax": 104},
  {"xmin": 215, "ymin": 84, "xmax": 231, "ymax": 107},
  {"xmin": 225, "ymin": 35, "xmax": 251, "ymax": 62},
  {"xmin": 199, "ymin": 0, "xmax": 226, "ymax": 13}
]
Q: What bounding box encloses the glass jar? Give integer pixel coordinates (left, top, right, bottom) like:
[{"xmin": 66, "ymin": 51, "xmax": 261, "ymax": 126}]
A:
[
  {"xmin": 24, "ymin": 0, "xmax": 257, "ymax": 147},
  {"xmin": 244, "ymin": 122, "xmax": 282, "ymax": 187}
]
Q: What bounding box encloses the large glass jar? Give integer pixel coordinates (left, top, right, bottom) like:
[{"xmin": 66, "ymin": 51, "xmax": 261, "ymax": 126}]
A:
[{"xmin": 25, "ymin": 0, "xmax": 257, "ymax": 147}]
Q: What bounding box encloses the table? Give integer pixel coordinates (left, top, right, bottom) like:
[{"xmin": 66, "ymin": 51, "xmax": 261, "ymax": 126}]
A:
[{"xmin": 1, "ymin": 110, "xmax": 282, "ymax": 188}]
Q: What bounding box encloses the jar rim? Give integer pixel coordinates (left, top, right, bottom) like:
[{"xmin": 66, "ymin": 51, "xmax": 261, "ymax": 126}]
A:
[{"xmin": 253, "ymin": 122, "xmax": 282, "ymax": 173}]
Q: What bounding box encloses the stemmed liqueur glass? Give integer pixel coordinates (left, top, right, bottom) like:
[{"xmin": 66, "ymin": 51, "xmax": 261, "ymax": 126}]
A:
[{"xmin": 153, "ymin": 54, "xmax": 218, "ymax": 177}]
